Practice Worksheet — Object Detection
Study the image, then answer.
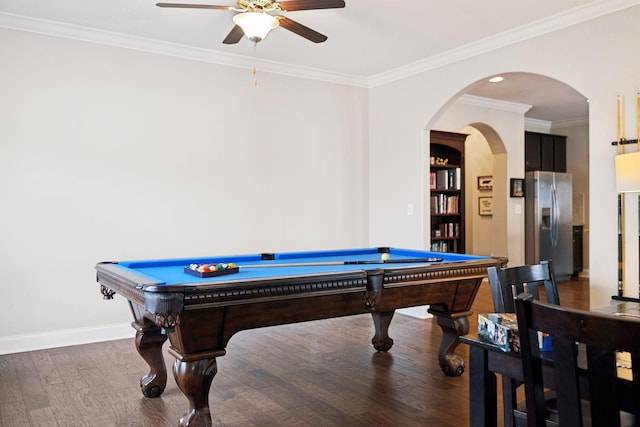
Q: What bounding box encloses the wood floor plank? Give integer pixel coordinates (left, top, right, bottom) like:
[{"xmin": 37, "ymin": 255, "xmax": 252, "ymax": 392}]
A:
[
  {"xmin": 0, "ymin": 356, "xmax": 23, "ymax": 404},
  {"xmin": 30, "ymin": 351, "xmax": 64, "ymax": 388},
  {"xmin": 0, "ymin": 399, "xmax": 30, "ymax": 426},
  {"xmin": 13, "ymin": 352, "xmax": 51, "ymax": 412},
  {"xmin": 27, "ymin": 406, "xmax": 59, "ymax": 427}
]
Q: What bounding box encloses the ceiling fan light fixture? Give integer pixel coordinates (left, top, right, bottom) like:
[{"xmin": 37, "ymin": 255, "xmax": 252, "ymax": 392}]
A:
[{"xmin": 233, "ymin": 12, "xmax": 279, "ymax": 43}]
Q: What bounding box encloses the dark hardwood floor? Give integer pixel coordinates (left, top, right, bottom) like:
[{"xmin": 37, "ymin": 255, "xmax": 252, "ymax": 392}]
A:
[{"xmin": 0, "ymin": 277, "xmax": 588, "ymax": 426}]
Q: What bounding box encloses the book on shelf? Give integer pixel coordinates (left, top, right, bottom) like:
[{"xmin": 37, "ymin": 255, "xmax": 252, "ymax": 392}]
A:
[
  {"xmin": 430, "ymin": 239, "xmax": 459, "ymax": 253},
  {"xmin": 432, "ymin": 222, "xmax": 460, "ymax": 238},
  {"xmin": 430, "ymin": 194, "xmax": 459, "ymax": 214},
  {"xmin": 432, "ymin": 167, "xmax": 461, "ymax": 190},
  {"xmin": 435, "ymin": 170, "xmax": 449, "ymax": 189}
]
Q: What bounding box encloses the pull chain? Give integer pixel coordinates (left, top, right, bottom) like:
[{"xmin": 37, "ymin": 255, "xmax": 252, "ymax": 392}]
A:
[{"xmin": 252, "ymin": 44, "xmax": 258, "ymax": 86}]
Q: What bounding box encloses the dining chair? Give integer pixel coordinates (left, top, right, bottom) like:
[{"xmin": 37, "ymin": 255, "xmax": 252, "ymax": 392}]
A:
[
  {"xmin": 486, "ymin": 260, "xmax": 559, "ymax": 427},
  {"xmin": 487, "ymin": 260, "xmax": 559, "ymax": 313},
  {"xmin": 515, "ymin": 294, "xmax": 640, "ymax": 427}
]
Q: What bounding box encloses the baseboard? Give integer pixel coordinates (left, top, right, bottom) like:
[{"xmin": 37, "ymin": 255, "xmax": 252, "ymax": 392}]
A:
[
  {"xmin": 0, "ymin": 310, "xmax": 435, "ymax": 354},
  {"xmin": 398, "ymin": 306, "xmax": 433, "ymax": 319},
  {"xmin": 0, "ymin": 322, "xmax": 133, "ymax": 355}
]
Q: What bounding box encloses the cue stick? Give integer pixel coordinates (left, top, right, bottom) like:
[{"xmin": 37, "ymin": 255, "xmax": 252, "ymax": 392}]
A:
[{"xmin": 238, "ymin": 257, "xmax": 443, "ymax": 268}]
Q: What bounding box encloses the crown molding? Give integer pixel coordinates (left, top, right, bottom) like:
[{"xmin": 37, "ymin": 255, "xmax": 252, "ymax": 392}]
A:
[
  {"xmin": 0, "ymin": 11, "xmax": 368, "ymax": 88},
  {"xmin": 459, "ymin": 95, "xmax": 589, "ymax": 130},
  {"xmin": 551, "ymin": 116, "xmax": 590, "ymax": 129},
  {"xmin": 368, "ymin": 0, "xmax": 640, "ymax": 87},
  {"xmin": 525, "ymin": 118, "xmax": 553, "ymax": 133},
  {"xmin": 2, "ymin": 0, "xmax": 638, "ymax": 88},
  {"xmin": 456, "ymin": 94, "xmax": 532, "ymax": 114}
]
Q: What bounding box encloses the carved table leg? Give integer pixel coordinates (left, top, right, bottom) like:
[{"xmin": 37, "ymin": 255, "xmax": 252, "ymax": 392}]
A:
[
  {"xmin": 434, "ymin": 314, "xmax": 469, "ymax": 376},
  {"xmin": 371, "ymin": 310, "xmax": 395, "ymax": 352},
  {"xmin": 133, "ymin": 322, "xmax": 168, "ymax": 398},
  {"xmin": 173, "ymin": 357, "xmax": 219, "ymax": 427}
]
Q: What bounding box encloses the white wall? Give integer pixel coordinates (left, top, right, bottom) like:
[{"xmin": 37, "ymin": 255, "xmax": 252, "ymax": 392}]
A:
[
  {"xmin": 0, "ymin": 28, "xmax": 369, "ymax": 353},
  {"xmin": 370, "ymin": 5, "xmax": 640, "ymax": 308}
]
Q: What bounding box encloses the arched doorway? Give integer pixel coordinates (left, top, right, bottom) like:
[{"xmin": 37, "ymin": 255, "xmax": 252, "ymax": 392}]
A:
[
  {"xmin": 427, "ymin": 72, "xmax": 589, "ymax": 269},
  {"xmin": 460, "ymin": 124, "xmax": 507, "ymax": 258}
]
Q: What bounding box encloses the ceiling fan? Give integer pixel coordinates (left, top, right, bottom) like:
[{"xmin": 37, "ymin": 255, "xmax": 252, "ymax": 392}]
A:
[{"xmin": 156, "ymin": 0, "xmax": 346, "ymax": 44}]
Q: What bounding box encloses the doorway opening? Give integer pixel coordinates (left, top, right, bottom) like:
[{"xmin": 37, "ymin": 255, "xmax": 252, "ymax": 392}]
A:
[{"xmin": 426, "ymin": 72, "xmax": 589, "ymax": 271}]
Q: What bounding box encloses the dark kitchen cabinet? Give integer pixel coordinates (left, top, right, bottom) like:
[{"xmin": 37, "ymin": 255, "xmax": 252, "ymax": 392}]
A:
[
  {"xmin": 525, "ymin": 131, "xmax": 567, "ymax": 172},
  {"xmin": 573, "ymin": 225, "xmax": 583, "ymax": 276}
]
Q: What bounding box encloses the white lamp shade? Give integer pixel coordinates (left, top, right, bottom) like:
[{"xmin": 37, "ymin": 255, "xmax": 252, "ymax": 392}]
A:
[
  {"xmin": 615, "ymin": 151, "xmax": 640, "ymax": 193},
  {"xmin": 233, "ymin": 12, "xmax": 279, "ymax": 43}
]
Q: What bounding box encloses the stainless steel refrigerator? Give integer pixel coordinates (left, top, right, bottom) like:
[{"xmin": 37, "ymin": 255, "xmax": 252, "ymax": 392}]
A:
[{"xmin": 525, "ymin": 171, "xmax": 573, "ymax": 281}]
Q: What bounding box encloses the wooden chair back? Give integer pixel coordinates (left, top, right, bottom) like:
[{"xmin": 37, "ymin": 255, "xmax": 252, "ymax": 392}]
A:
[
  {"xmin": 487, "ymin": 260, "xmax": 559, "ymax": 313},
  {"xmin": 515, "ymin": 294, "xmax": 640, "ymax": 427},
  {"xmin": 487, "ymin": 261, "xmax": 561, "ymax": 426}
]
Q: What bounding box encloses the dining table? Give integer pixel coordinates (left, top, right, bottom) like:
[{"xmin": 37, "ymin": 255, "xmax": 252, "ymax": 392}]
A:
[{"xmin": 459, "ymin": 298, "xmax": 639, "ymax": 427}]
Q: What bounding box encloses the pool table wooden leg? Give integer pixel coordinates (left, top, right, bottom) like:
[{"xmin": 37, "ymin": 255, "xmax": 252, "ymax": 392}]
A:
[
  {"xmin": 371, "ymin": 310, "xmax": 395, "ymax": 352},
  {"xmin": 173, "ymin": 357, "xmax": 218, "ymax": 427},
  {"xmin": 434, "ymin": 313, "xmax": 469, "ymax": 376},
  {"xmin": 133, "ymin": 321, "xmax": 168, "ymax": 398}
]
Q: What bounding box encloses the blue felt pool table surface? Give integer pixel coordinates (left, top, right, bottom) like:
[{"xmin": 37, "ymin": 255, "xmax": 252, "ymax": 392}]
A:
[{"xmin": 112, "ymin": 247, "xmax": 489, "ymax": 286}]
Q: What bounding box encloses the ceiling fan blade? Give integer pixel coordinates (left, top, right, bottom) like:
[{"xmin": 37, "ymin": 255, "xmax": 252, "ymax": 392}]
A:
[
  {"xmin": 275, "ymin": 16, "xmax": 327, "ymax": 43},
  {"xmin": 156, "ymin": 3, "xmax": 233, "ymax": 10},
  {"xmin": 277, "ymin": 0, "xmax": 345, "ymax": 11},
  {"xmin": 223, "ymin": 25, "xmax": 244, "ymax": 44}
]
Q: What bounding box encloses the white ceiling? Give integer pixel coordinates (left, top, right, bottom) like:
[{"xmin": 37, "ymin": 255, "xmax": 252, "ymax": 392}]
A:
[
  {"xmin": 2, "ymin": 0, "xmax": 634, "ymax": 123},
  {"xmin": 466, "ymin": 72, "xmax": 589, "ymax": 124}
]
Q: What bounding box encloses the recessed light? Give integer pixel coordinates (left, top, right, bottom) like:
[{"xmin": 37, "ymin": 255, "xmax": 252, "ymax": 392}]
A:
[{"xmin": 489, "ymin": 76, "xmax": 504, "ymax": 83}]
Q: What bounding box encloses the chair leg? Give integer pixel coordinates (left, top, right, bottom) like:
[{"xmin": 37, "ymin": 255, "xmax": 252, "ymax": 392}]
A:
[{"xmin": 501, "ymin": 376, "xmax": 519, "ymax": 427}]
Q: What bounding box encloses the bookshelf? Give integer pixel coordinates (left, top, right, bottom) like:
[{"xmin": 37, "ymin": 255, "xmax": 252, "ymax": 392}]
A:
[{"xmin": 429, "ymin": 130, "xmax": 468, "ymax": 253}]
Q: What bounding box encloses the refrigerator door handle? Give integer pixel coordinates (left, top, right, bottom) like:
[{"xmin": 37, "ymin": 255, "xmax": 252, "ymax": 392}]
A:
[{"xmin": 551, "ymin": 186, "xmax": 557, "ymax": 246}]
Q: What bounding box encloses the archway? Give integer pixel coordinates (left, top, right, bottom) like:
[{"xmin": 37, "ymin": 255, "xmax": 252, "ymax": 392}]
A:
[
  {"xmin": 460, "ymin": 124, "xmax": 507, "ymax": 258},
  {"xmin": 428, "ymin": 72, "xmax": 589, "ymax": 269}
]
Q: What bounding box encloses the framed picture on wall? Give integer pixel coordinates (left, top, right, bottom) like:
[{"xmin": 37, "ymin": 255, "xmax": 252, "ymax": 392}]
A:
[
  {"xmin": 479, "ymin": 197, "xmax": 493, "ymax": 216},
  {"xmin": 510, "ymin": 178, "xmax": 525, "ymax": 197},
  {"xmin": 478, "ymin": 176, "xmax": 493, "ymax": 190}
]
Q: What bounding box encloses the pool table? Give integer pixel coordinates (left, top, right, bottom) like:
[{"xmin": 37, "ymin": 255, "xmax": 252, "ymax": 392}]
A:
[{"xmin": 95, "ymin": 247, "xmax": 504, "ymax": 427}]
